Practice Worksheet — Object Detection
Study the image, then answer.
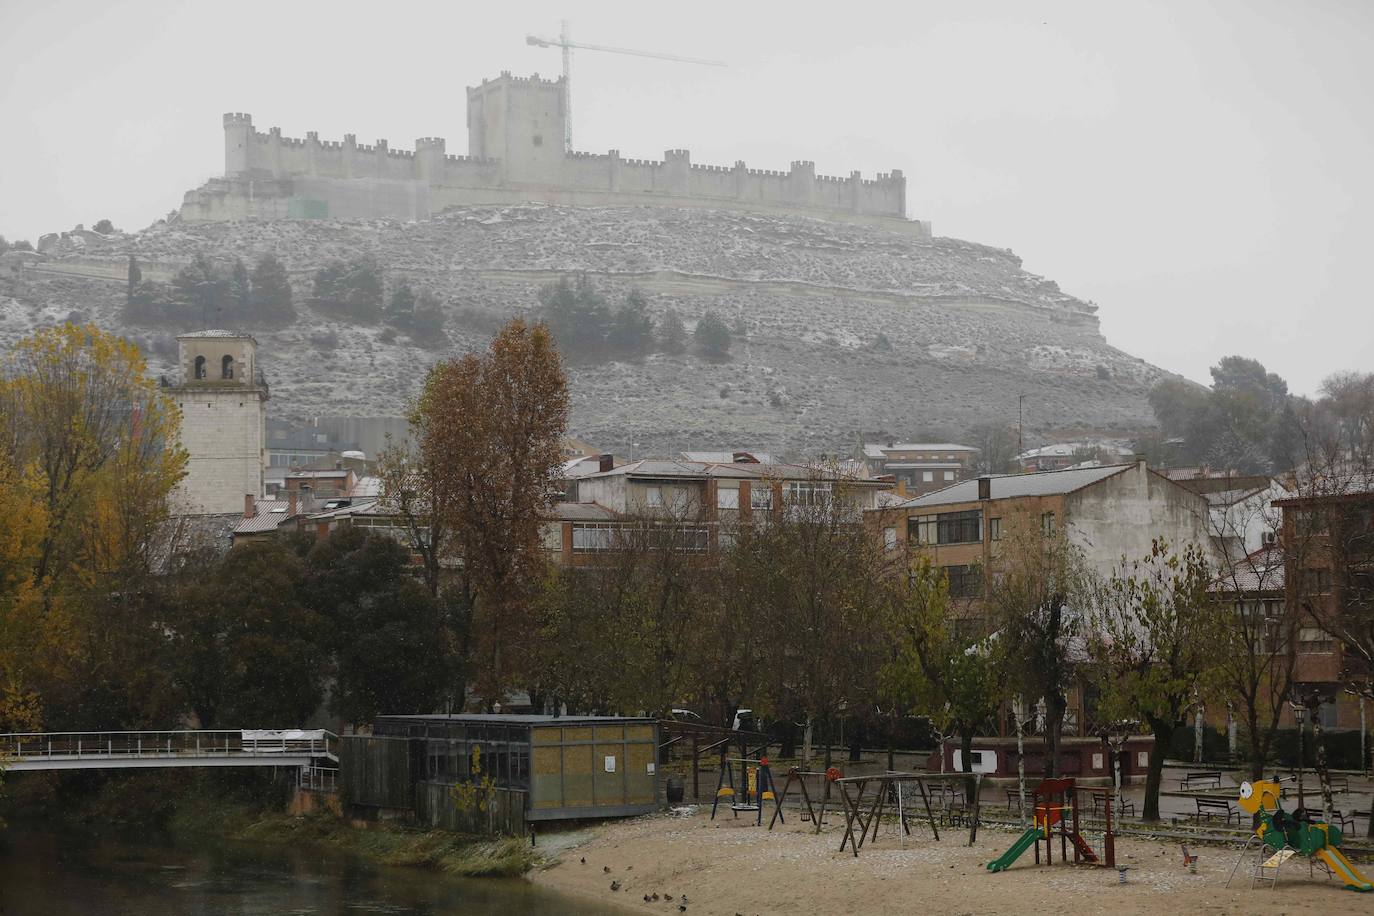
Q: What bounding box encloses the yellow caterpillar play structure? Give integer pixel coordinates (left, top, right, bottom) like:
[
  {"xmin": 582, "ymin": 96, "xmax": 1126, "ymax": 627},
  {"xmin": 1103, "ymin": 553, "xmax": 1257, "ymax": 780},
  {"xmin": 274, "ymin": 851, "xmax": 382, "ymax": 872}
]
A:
[{"xmin": 1227, "ymin": 779, "xmax": 1372, "ymax": 892}]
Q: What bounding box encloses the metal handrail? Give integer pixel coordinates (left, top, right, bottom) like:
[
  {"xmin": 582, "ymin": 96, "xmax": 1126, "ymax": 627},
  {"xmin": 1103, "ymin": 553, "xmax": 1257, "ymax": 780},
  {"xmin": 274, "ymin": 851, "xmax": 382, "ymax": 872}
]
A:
[
  {"xmin": 0, "ymin": 730, "xmax": 338, "ymax": 762},
  {"xmin": 299, "ymin": 765, "xmax": 339, "ymax": 792}
]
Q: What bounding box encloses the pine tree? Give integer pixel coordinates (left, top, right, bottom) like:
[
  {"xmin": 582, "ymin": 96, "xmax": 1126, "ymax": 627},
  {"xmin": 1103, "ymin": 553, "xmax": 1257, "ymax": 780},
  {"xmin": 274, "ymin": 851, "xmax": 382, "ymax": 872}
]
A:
[
  {"xmin": 250, "ymin": 254, "xmax": 294, "ymax": 324},
  {"xmin": 607, "ymin": 289, "xmax": 654, "ymax": 358},
  {"xmin": 172, "ymin": 253, "xmax": 228, "ymax": 326},
  {"xmin": 658, "ymin": 308, "xmax": 687, "ymax": 355},
  {"xmin": 386, "ymin": 280, "xmax": 418, "ymax": 327},
  {"xmin": 227, "ymin": 259, "xmax": 251, "ymax": 322},
  {"xmin": 693, "ymin": 311, "xmax": 733, "ymax": 360},
  {"xmin": 126, "ymin": 256, "xmax": 142, "ymax": 304}
]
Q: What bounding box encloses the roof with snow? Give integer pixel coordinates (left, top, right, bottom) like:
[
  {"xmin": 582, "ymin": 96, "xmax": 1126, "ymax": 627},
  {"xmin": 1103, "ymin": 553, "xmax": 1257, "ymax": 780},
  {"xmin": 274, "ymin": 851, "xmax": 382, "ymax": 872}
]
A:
[
  {"xmin": 233, "ymin": 499, "xmax": 296, "ymax": 534},
  {"xmin": 892, "ymin": 464, "xmax": 1135, "ymax": 509},
  {"xmin": 177, "ymin": 329, "xmax": 254, "ymax": 339},
  {"xmin": 862, "ymin": 443, "xmax": 979, "ymax": 459},
  {"xmin": 582, "ymin": 458, "xmax": 891, "ymax": 485}
]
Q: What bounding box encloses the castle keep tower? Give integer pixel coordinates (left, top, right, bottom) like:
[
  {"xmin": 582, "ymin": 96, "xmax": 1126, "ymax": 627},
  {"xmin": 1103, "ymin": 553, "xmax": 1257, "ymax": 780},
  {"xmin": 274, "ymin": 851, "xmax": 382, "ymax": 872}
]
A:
[
  {"xmin": 466, "ymin": 72, "xmax": 566, "ymax": 183},
  {"xmin": 169, "ymin": 331, "xmax": 268, "ymax": 515}
]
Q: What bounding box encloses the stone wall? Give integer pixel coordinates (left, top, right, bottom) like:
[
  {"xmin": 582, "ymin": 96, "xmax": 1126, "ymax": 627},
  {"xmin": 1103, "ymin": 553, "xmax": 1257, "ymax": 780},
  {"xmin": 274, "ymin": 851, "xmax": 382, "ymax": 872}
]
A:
[{"xmin": 171, "ymin": 386, "xmax": 267, "ymax": 515}]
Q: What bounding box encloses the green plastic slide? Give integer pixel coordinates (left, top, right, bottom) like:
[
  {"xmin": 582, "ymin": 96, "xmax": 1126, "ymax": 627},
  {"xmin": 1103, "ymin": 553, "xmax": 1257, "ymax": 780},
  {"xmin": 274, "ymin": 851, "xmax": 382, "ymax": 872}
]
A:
[{"xmin": 987, "ymin": 827, "xmax": 1040, "ymax": 873}]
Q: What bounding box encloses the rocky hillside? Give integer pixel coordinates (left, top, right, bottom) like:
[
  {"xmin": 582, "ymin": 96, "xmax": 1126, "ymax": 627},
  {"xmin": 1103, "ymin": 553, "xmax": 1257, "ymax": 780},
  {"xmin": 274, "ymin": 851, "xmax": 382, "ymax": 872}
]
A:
[{"xmin": 1, "ymin": 205, "xmax": 1165, "ymax": 456}]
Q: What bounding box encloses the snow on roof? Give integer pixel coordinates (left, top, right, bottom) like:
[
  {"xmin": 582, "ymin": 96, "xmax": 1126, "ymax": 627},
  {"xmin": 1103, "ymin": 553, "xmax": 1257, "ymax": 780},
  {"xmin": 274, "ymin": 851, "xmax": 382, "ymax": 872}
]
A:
[
  {"xmin": 862, "ymin": 443, "xmax": 979, "ymax": 459},
  {"xmin": 233, "ymin": 500, "xmax": 295, "ymax": 534},
  {"xmin": 584, "ymin": 458, "xmax": 890, "ymax": 485},
  {"xmin": 177, "ymin": 329, "xmax": 254, "ymax": 339},
  {"xmin": 893, "ymin": 464, "xmax": 1134, "ymax": 509}
]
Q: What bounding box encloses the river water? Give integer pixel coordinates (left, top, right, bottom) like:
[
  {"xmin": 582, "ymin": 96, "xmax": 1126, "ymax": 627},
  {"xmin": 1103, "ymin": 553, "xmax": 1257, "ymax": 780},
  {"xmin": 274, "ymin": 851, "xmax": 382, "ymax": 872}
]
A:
[{"xmin": 0, "ymin": 828, "xmax": 603, "ymax": 915}]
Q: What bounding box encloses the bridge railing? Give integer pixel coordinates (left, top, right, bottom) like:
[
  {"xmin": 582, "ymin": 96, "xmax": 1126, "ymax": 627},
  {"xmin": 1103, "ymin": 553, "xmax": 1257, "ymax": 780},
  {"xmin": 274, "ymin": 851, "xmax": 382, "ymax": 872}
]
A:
[
  {"xmin": 0, "ymin": 730, "xmax": 337, "ymax": 762},
  {"xmin": 299, "ymin": 765, "xmax": 338, "ymax": 793}
]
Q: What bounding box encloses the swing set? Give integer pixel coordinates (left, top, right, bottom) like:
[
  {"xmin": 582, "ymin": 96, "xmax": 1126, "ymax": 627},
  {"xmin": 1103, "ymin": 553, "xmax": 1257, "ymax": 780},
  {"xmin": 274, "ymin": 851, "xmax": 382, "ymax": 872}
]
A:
[{"xmin": 710, "ymin": 756, "xmax": 782, "ymax": 825}]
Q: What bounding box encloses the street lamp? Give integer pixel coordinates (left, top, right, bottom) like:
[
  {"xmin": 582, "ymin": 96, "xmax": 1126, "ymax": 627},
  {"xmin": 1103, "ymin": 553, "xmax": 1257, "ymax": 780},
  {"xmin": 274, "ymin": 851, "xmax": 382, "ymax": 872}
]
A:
[{"xmin": 1289, "ymin": 695, "xmax": 1308, "ymax": 807}]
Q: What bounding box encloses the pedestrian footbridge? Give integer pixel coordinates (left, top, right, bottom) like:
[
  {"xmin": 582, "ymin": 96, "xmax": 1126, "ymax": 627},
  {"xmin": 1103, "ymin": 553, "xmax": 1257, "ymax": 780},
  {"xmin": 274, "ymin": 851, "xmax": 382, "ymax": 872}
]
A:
[{"xmin": 0, "ymin": 729, "xmax": 337, "ymax": 772}]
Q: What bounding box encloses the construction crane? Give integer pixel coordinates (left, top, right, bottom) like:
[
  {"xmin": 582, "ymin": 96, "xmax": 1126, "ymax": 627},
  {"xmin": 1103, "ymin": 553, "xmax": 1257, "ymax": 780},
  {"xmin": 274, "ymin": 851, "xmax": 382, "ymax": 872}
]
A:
[{"xmin": 526, "ymin": 20, "xmax": 726, "ymax": 152}]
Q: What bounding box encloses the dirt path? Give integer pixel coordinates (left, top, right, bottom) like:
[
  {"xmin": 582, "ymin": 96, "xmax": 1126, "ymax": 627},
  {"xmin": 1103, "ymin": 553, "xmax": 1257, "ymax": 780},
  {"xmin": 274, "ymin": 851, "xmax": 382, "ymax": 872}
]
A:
[{"xmin": 533, "ymin": 808, "xmax": 1373, "ymax": 915}]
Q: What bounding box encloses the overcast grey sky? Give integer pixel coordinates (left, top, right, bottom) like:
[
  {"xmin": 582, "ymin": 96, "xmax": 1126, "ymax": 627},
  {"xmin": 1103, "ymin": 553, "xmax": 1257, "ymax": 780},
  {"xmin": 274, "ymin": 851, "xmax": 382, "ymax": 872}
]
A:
[{"xmin": 1, "ymin": 0, "xmax": 1369, "ymax": 395}]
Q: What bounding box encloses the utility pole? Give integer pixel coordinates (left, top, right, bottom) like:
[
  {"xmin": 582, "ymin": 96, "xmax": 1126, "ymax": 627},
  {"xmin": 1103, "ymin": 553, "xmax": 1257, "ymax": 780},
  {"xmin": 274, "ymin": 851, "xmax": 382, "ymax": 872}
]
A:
[
  {"xmin": 526, "ymin": 21, "xmax": 726, "ymax": 152},
  {"xmin": 1017, "ymin": 394, "xmax": 1025, "ymax": 457}
]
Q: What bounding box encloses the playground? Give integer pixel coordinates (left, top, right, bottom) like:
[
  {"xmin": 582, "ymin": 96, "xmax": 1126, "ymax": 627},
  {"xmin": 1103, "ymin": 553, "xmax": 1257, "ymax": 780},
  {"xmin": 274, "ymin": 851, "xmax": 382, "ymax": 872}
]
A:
[{"xmin": 536, "ymin": 770, "xmax": 1374, "ymax": 916}]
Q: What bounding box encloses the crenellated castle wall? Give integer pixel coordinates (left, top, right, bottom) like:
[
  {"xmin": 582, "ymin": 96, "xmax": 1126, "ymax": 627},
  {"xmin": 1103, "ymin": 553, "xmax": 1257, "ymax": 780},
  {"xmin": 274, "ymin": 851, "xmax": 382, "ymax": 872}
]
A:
[{"xmin": 187, "ymin": 73, "xmax": 921, "ymax": 233}]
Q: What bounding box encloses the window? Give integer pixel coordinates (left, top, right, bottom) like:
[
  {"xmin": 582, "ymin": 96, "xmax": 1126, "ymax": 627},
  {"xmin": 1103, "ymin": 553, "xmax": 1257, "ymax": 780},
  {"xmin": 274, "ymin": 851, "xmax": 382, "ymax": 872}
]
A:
[
  {"xmin": 943, "ymin": 470, "xmax": 955, "ymax": 481},
  {"xmin": 1317, "ymin": 700, "xmax": 1339, "ymax": 729},
  {"xmin": 194, "ymin": 355, "xmax": 206, "ymax": 379},
  {"xmin": 1304, "ymin": 568, "xmax": 1333, "ymax": 595},
  {"xmin": 922, "ymin": 471, "xmax": 934, "ymax": 483},
  {"xmin": 221, "ymin": 354, "xmax": 234, "ymax": 379},
  {"xmin": 944, "ymin": 564, "xmax": 982, "ymax": 598},
  {"xmin": 883, "ymin": 527, "xmax": 898, "ymax": 551},
  {"xmin": 1299, "ymin": 626, "xmax": 1334, "ymax": 654},
  {"xmin": 751, "ymin": 486, "xmax": 773, "ymax": 510},
  {"xmin": 989, "ymin": 517, "xmax": 1002, "ymax": 541},
  {"xmin": 785, "ymin": 481, "xmax": 833, "ymax": 506},
  {"xmin": 1041, "ymin": 512, "xmax": 1056, "ymax": 536},
  {"xmin": 645, "ymin": 486, "xmax": 663, "ymax": 508},
  {"xmin": 571, "ymin": 524, "xmax": 614, "ymax": 551},
  {"xmin": 938, "ymin": 510, "xmax": 982, "ymax": 545},
  {"xmin": 909, "ymin": 510, "xmax": 982, "ymax": 545},
  {"xmin": 717, "ymin": 487, "xmax": 739, "ymax": 510}
]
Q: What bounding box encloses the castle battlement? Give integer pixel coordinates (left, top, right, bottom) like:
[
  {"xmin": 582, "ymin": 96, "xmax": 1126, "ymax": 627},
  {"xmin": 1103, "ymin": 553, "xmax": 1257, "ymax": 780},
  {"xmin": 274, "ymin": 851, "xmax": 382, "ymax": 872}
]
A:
[{"xmin": 191, "ymin": 71, "xmax": 922, "ymax": 234}]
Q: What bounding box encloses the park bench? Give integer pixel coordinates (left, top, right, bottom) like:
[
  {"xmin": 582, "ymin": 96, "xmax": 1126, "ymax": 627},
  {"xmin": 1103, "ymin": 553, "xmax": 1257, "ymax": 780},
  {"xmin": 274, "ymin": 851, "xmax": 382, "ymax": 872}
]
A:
[
  {"xmin": 1330, "ymin": 809, "xmax": 1355, "ymax": 831},
  {"xmin": 1194, "ymin": 796, "xmax": 1240, "ymax": 826},
  {"xmin": 1179, "ymin": 770, "xmax": 1223, "ymax": 791},
  {"xmin": 1328, "ymin": 774, "xmax": 1350, "ymax": 794},
  {"xmin": 1090, "ymin": 791, "xmax": 1136, "ymax": 819}
]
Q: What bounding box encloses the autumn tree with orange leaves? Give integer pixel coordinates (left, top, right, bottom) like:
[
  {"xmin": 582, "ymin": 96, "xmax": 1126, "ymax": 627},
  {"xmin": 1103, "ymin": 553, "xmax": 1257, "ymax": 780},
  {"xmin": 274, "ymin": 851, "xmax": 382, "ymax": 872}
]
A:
[
  {"xmin": 0, "ymin": 324, "xmax": 186, "ymax": 731},
  {"xmin": 408, "ymin": 319, "xmax": 569, "ymax": 704}
]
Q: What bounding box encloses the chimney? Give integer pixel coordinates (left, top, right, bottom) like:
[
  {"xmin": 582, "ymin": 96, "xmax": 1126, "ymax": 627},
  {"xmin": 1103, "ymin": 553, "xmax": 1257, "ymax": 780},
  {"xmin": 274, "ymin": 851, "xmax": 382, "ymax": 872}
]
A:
[
  {"xmin": 288, "ymin": 490, "xmax": 297, "ymax": 516},
  {"xmin": 977, "ymin": 476, "xmax": 992, "ymax": 500},
  {"xmin": 244, "ymin": 494, "xmax": 256, "ymax": 518},
  {"xmin": 300, "ymin": 483, "xmax": 314, "ymax": 513},
  {"xmin": 598, "ymin": 453, "xmax": 614, "ymax": 473}
]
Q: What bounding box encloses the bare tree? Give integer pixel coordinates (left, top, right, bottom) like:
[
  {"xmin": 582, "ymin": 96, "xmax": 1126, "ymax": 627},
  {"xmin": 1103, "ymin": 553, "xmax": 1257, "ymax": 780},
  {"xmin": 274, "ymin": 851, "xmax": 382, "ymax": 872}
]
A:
[
  {"xmin": 1089, "ymin": 539, "xmax": 1218, "ymax": 821},
  {"xmin": 984, "ymin": 512, "xmax": 1093, "ymax": 777}
]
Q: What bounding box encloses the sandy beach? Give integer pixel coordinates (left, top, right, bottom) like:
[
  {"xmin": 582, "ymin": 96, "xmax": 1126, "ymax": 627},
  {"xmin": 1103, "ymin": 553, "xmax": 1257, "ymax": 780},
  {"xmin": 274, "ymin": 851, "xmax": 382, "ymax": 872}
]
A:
[{"xmin": 534, "ymin": 807, "xmax": 1374, "ymax": 915}]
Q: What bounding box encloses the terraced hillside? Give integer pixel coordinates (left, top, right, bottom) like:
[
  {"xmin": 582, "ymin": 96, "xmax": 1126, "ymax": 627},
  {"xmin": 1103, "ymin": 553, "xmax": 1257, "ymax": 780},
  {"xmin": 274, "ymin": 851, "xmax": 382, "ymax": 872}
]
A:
[{"xmin": 0, "ymin": 204, "xmax": 1164, "ymax": 455}]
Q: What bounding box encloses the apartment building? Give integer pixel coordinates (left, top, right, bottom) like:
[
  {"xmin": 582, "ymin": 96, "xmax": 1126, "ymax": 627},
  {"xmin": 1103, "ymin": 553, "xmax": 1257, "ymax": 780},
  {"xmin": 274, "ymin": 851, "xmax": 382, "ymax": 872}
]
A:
[{"xmin": 859, "ymin": 442, "xmax": 979, "ymax": 496}]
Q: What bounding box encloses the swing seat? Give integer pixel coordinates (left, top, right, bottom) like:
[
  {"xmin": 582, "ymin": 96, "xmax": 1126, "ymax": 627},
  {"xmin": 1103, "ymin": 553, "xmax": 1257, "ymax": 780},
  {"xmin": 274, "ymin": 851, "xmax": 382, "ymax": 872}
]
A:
[
  {"xmin": 717, "ymin": 787, "xmax": 735, "ymax": 797},
  {"xmin": 731, "ymin": 804, "xmax": 760, "ymax": 812},
  {"xmin": 762, "ymin": 791, "xmax": 775, "ymax": 801}
]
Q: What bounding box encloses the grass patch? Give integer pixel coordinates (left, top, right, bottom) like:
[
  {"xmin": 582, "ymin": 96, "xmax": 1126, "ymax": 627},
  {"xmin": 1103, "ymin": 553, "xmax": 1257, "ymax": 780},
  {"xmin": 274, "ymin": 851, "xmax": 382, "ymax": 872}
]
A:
[{"xmin": 235, "ymin": 812, "xmax": 536, "ymax": 877}]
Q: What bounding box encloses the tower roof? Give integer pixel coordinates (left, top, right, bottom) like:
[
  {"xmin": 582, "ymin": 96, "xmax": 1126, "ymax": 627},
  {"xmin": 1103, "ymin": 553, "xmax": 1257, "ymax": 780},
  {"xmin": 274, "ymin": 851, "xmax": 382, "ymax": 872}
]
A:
[{"xmin": 178, "ymin": 329, "xmax": 254, "ymax": 340}]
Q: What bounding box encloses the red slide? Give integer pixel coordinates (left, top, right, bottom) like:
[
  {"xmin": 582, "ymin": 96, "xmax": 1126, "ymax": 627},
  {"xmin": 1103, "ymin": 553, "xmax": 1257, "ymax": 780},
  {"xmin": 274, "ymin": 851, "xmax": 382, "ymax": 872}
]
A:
[{"xmin": 1069, "ymin": 832, "xmax": 1099, "ymax": 864}]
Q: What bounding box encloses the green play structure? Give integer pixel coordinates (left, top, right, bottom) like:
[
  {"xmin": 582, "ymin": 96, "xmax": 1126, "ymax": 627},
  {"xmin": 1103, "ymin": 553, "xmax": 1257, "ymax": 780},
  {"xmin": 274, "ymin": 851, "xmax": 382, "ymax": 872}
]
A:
[
  {"xmin": 987, "ymin": 777, "xmax": 1114, "ymax": 873},
  {"xmin": 1227, "ymin": 780, "xmax": 1372, "ymax": 892}
]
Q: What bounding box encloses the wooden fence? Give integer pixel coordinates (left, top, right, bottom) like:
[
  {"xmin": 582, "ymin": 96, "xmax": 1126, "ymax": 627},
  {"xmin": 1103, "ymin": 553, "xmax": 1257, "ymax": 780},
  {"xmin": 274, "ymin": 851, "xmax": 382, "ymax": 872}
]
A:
[
  {"xmin": 340, "ymin": 735, "xmax": 414, "ymax": 810},
  {"xmin": 415, "ymin": 780, "xmax": 526, "ymax": 837}
]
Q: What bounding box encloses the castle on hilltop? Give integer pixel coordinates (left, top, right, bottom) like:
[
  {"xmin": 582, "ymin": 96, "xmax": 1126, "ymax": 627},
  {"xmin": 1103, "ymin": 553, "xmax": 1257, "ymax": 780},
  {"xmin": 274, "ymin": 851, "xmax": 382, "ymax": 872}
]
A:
[{"xmin": 180, "ymin": 72, "xmax": 925, "ymax": 234}]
